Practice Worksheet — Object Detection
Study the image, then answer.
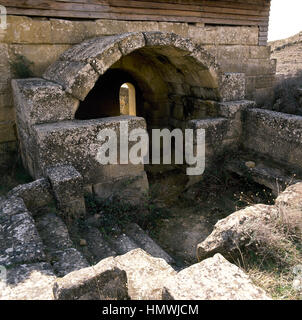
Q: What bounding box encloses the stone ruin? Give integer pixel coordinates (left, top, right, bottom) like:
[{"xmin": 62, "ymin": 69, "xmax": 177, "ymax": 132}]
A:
[
  {"xmin": 2, "ymin": 32, "xmax": 302, "ymax": 300},
  {"xmin": 11, "ymin": 32, "xmax": 302, "ymax": 204}
]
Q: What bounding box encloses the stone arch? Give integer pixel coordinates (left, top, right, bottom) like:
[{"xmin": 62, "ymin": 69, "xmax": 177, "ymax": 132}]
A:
[
  {"xmin": 42, "ymin": 32, "xmax": 222, "ymax": 104},
  {"xmin": 12, "ymin": 32, "xmax": 245, "ymax": 185}
]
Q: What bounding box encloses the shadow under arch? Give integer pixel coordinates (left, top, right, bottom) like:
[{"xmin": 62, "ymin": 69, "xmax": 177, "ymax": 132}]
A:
[{"xmin": 75, "ymin": 69, "xmax": 143, "ymax": 120}]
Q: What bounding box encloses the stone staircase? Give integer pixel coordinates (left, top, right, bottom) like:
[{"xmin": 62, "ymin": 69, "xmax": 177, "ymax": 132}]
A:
[
  {"xmin": 0, "ymin": 193, "xmax": 175, "ymax": 286},
  {"xmin": 68, "ymin": 219, "xmax": 175, "ymax": 268}
]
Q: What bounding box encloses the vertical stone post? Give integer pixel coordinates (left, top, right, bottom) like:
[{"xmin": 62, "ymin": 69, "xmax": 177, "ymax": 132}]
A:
[{"xmin": 46, "ymin": 165, "xmax": 86, "ymax": 223}]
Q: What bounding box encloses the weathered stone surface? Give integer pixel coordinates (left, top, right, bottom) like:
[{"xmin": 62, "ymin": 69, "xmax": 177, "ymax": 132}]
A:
[
  {"xmin": 0, "ymin": 198, "xmax": 45, "ymax": 267},
  {"xmin": 226, "ymin": 157, "xmax": 301, "ymax": 196},
  {"xmin": 93, "ymin": 172, "xmax": 149, "ymax": 204},
  {"xmin": 50, "ymin": 19, "xmax": 99, "ymax": 44},
  {"xmin": 144, "ymin": 31, "xmax": 196, "ymax": 53},
  {"xmin": 158, "ymin": 22, "xmax": 189, "ymax": 38},
  {"xmin": 35, "ymin": 213, "xmax": 74, "ymax": 252},
  {"xmin": 0, "ymin": 196, "xmax": 27, "ymax": 216},
  {"xmin": 53, "ymin": 257, "xmax": 129, "ymax": 300},
  {"xmin": 115, "ymin": 249, "xmax": 176, "ymax": 300},
  {"xmin": 163, "ymin": 254, "xmax": 271, "ymax": 300},
  {"xmin": 218, "ymin": 100, "xmax": 255, "ymax": 119},
  {"xmin": 188, "ymin": 117, "xmax": 229, "ymax": 146},
  {"xmin": 189, "ymin": 26, "xmax": 258, "ymax": 45},
  {"xmin": 275, "ymin": 182, "xmax": 302, "ymax": 210},
  {"xmin": 196, "ymin": 204, "xmax": 278, "ymax": 261},
  {"xmin": 51, "ymin": 248, "xmax": 89, "ymax": 277},
  {"xmin": 32, "ymin": 116, "xmax": 147, "ymax": 184},
  {"xmin": 11, "ymin": 78, "xmax": 79, "ymax": 126},
  {"xmin": 58, "ymin": 33, "xmax": 144, "ymax": 74},
  {"xmin": 96, "ymin": 19, "xmax": 159, "ymax": 35},
  {"xmin": 109, "ymin": 233, "xmax": 139, "ymax": 255},
  {"xmin": 43, "ymin": 60, "xmax": 99, "ymax": 101},
  {"xmin": 10, "ymin": 44, "xmax": 71, "ymax": 76},
  {"xmin": 0, "ymin": 262, "xmax": 56, "ymax": 300},
  {"xmin": 59, "ymin": 36, "xmax": 122, "ymax": 74},
  {"xmin": 35, "ymin": 212, "xmax": 89, "ymax": 277},
  {"xmin": 125, "ymin": 223, "xmax": 175, "ymax": 265},
  {"xmin": 220, "ymin": 73, "xmax": 246, "ymax": 102},
  {"xmin": 46, "ymin": 165, "xmax": 86, "ymax": 221},
  {"xmin": 4, "ymin": 16, "xmax": 52, "ymax": 44},
  {"xmin": 243, "ymin": 108, "xmax": 302, "ymax": 171},
  {"xmin": 73, "ymin": 226, "xmax": 117, "ymax": 265},
  {"xmin": 7, "ymin": 178, "xmax": 54, "ymax": 211}
]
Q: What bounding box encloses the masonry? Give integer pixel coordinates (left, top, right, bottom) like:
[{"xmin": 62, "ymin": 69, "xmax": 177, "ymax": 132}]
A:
[{"xmin": 0, "ymin": 0, "xmax": 275, "ymax": 170}]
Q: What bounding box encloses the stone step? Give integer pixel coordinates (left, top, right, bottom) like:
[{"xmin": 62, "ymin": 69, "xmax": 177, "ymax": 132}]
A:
[
  {"xmin": 124, "ymin": 223, "xmax": 175, "ymax": 265},
  {"xmin": 0, "ymin": 197, "xmax": 46, "ymax": 268},
  {"xmin": 35, "ymin": 212, "xmax": 89, "ymax": 277},
  {"xmin": 226, "ymin": 156, "xmax": 302, "ymax": 196},
  {"xmin": 73, "ymin": 226, "xmax": 117, "ymax": 265},
  {"xmin": 108, "ymin": 233, "xmax": 139, "ymax": 255}
]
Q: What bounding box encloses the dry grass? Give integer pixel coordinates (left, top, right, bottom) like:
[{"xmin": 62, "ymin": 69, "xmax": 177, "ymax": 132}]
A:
[{"xmin": 235, "ymin": 204, "xmax": 302, "ymax": 300}]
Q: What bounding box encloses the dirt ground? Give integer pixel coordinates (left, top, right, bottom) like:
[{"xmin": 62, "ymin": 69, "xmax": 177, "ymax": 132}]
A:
[{"xmin": 145, "ymin": 167, "xmax": 275, "ymax": 267}]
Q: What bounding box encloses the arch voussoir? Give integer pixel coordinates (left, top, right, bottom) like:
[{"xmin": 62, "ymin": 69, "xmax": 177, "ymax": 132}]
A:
[
  {"xmin": 43, "ymin": 60, "xmax": 99, "ymax": 101},
  {"xmin": 43, "ymin": 31, "xmax": 222, "ymax": 102}
]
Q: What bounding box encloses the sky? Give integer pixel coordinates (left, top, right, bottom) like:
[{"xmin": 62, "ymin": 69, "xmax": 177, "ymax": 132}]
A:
[{"xmin": 268, "ymin": 0, "xmax": 302, "ymax": 41}]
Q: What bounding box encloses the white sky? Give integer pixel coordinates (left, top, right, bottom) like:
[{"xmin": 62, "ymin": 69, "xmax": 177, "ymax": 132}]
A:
[{"xmin": 268, "ymin": 0, "xmax": 302, "ymax": 41}]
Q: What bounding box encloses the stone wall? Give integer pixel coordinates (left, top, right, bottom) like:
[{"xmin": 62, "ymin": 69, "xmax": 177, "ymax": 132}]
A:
[
  {"xmin": 0, "ymin": 15, "xmax": 275, "ymax": 167},
  {"xmin": 243, "ymin": 108, "xmax": 302, "ymax": 174}
]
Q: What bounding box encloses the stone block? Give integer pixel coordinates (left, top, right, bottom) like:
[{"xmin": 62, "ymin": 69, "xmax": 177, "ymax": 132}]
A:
[
  {"xmin": 11, "ymin": 78, "xmax": 79, "ymax": 126},
  {"xmin": 188, "ymin": 117, "xmax": 229, "ymax": 146},
  {"xmin": 32, "ymin": 116, "xmax": 147, "ymax": 183},
  {"xmin": 243, "ymin": 108, "xmax": 302, "ymax": 171},
  {"xmin": 144, "ymin": 31, "xmax": 196, "ymax": 53},
  {"xmin": 10, "ymin": 44, "xmax": 71, "ymax": 76},
  {"xmin": 46, "ymin": 165, "xmax": 86, "ymax": 221},
  {"xmin": 218, "ymin": 100, "xmax": 255, "ymax": 119},
  {"xmin": 7, "ymin": 178, "xmax": 54, "ymax": 212},
  {"xmin": 96, "ymin": 20, "xmax": 159, "ymax": 35},
  {"xmin": 245, "ymin": 59, "xmax": 276, "ymax": 76},
  {"xmin": 163, "ymin": 254, "xmax": 271, "ymax": 300},
  {"xmin": 249, "ymin": 46, "xmax": 271, "ymax": 59},
  {"xmin": 255, "ymin": 74, "xmax": 275, "ymax": 89},
  {"xmin": 43, "ymin": 60, "xmax": 99, "ymax": 101},
  {"xmin": 58, "ymin": 34, "xmax": 143, "ymax": 74},
  {"xmin": 0, "ymin": 199, "xmax": 45, "ymax": 267},
  {"xmin": 189, "ymin": 26, "xmax": 258, "ymax": 45},
  {"xmin": 115, "ymin": 249, "xmax": 176, "ymax": 300},
  {"xmin": 50, "ymin": 19, "xmax": 98, "ymax": 44},
  {"xmin": 4, "ymin": 16, "xmax": 52, "ymax": 44},
  {"xmin": 53, "ymin": 257, "xmax": 129, "ymax": 300},
  {"xmin": 158, "ymin": 22, "xmax": 189, "ymax": 38},
  {"xmin": 220, "ymin": 73, "xmax": 246, "ymax": 102}
]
